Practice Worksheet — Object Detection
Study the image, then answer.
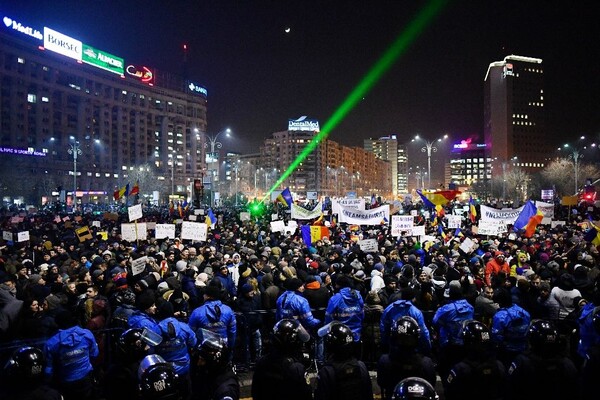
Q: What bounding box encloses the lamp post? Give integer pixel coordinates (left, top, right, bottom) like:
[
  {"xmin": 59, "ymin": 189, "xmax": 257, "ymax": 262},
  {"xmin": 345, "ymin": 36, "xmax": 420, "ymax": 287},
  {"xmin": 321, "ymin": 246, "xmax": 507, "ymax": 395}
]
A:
[
  {"xmin": 169, "ymin": 152, "xmax": 176, "ymax": 198},
  {"xmin": 67, "ymin": 140, "xmax": 82, "ymax": 206},
  {"xmin": 412, "ymin": 134, "xmax": 448, "ymax": 189},
  {"xmin": 560, "ymin": 144, "xmax": 584, "ymax": 194},
  {"xmin": 195, "ymin": 127, "xmax": 231, "ymax": 188},
  {"xmin": 254, "ymin": 167, "xmax": 263, "ymax": 197}
]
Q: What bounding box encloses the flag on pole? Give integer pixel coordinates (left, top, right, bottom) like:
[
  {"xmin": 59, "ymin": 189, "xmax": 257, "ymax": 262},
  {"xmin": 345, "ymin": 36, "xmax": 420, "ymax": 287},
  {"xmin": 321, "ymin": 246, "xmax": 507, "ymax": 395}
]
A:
[
  {"xmin": 469, "ymin": 195, "xmax": 477, "ymax": 223},
  {"xmin": 113, "ymin": 183, "xmax": 130, "ymax": 200},
  {"xmin": 416, "ymin": 190, "xmax": 436, "ymax": 209},
  {"xmin": 420, "ymin": 190, "xmax": 461, "ymax": 206},
  {"xmin": 205, "ymin": 208, "xmax": 217, "ymax": 228},
  {"xmin": 276, "ymin": 187, "xmax": 293, "ymax": 207},
  {"xmin": 584, "ymin": 222, "xmax": 600, "ymax": 246},
  {"xmin": 129, "ymin": 182, "xmax": 140, "ymax": 196},
  {"xmin": 514, "ymin": 200, "xmax": 543, "ymax": 237}
]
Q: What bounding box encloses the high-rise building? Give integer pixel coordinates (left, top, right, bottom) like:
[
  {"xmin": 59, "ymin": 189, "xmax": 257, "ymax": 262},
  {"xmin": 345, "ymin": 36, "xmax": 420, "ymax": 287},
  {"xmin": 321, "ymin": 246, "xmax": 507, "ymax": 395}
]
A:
[
  {"xmin": 484, "ymin": 55, "xmax": 551, "ymax": 171},
  {"xmin": 364, "ymin": 135, "xmax": 408, "ymax": 196},
  {"xmin": 0, "ymin": 14, "xmax": 208, "ymax": 204},
  {"xmin": 448, "ymin": 139, "xmax": 492, "ymax": 191}
]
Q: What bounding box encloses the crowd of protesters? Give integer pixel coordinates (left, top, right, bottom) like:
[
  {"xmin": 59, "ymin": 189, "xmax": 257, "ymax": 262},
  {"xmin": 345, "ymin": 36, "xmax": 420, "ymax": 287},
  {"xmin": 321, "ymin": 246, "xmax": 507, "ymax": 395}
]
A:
[{"xmin": 0, "ymin": 198, "xmax": 600, "ymax": 399}]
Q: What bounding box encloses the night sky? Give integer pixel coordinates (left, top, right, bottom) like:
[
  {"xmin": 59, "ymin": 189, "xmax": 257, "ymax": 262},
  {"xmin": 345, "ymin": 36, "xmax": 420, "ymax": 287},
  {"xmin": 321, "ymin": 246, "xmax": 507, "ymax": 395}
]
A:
[{"xmin": 2, "ymin": 0, "xmax": 599, "ymax": 163}]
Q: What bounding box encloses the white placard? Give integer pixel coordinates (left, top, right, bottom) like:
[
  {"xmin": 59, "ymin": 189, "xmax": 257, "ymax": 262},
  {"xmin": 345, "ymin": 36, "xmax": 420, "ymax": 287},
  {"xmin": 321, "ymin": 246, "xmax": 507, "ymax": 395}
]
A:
[
  {"xmin": 17, "ymin": 231, "xmax": 30, "ymax": 242},
  {"xmin": 358, "ymin": 238, "xmax": 378, "ymax": 253},
  {"xmin": 535, "ymin": 201, "xmax": 555, "ymax": 219},
  {"xmin": 181, "ymin": 221, "xmax": 207, "ymax": 242},
  {"xmin": 91, "ymin": 221, "xmax": 101, "ymax": 228},
  {"xmin": 338, "ymin": 204, "xmax": 390, "ymax": 225},
  {"xmin": 188, "ymin": 215, "xmax": 197, "ymax": 221},
  {"xmin": 155, "ymin": 224, "xmax": 176, "ymax": 239},
  {"xmin": 541, "ymin": 217, "xmax": 552, "ymax": 225},
  {"xmin": 272, "ymin": 214, "xmax": 279, "ymax": 221},
  {"xmin": 477, "ymin": 220, "xmax": 506, "ymax": 236},
  {"xmin": 291, "ymin": 201, "xmax": 323, "ymax": 220},
  {"xmin": 479, "ymin": 205, "xmax": 524, "ymax": 225},
  {"xmin": 194, "ymin": 209, "xmax": 204, "ymax": 215},
  {"xmin": 410, "ymin": 225, "xmax": 425, "ymax": 237},
  {"xmin": 447, "ymin": 215, "xmax": 462, "ymax": 229},
  {"xmin": 285, "ymin": 220, "xmax": 298, "ymax": 235},
  {"xmin": 391, "ymin": 215, "xmax": 414, "ymax": 237},
  {"xmin": 240, "ymin": 212, "xmax": 251, "ymax": 221},
  {"xmin": 460, "ymin": 237, "xmax": 475, "ymax": 254},
  {"xmin": 146, "ymin": 222, "xmax": 156, "ymax": 230},
  {"xmin": 332, "ymin": 198, "xmax": 365, "ymax": 215},
  {"xmin": 3, "ymin": 231, "xmax": 13, "ymax": 241},
  {"xmin": 270, "ymin": 220, "xmax": 285, "ymax": 233},
  {"xmin": 131, "ymin": 256, "xmax": 147, "ymax": 276},
  {"xmin": 551, "ymin": 221, "xmax": 566, "ymax": 228},
  {"xmin": 307, "ymin": 191, "xmax": 318, "ymax": 200},
  {"xmin": 128, "ymin": 204, "xmax": 143, "ymax": 221},
  {"xmin": 121, "ymin": 223, "xmax": 147, "ymax": 241}
]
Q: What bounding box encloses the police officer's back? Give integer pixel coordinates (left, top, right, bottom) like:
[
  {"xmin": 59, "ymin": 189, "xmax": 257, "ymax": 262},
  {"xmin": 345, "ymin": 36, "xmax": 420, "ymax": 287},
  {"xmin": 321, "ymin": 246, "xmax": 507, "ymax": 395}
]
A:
[
  {"xmin": 445, "ymin": 320, "xmax": 506, "ymax": 400},
  {"xmin": 581, "ymin": 303, "xmax": 600, "ymax": 399},
  {"xmin": 192, "ymin": 335, "xmax": 239, "ymax": 400},
  {"xmin": 377, "ymin": 316, "xmax": 436, "ymax": 400},
  {"xmin": 314, "ymin": 322, "xmax": 373, "ymax": 400},
  {"xmin": 508, "ymin": 319, "xmax": 578, "ymax": 400},
  {"xmin": 251, "ymin": 319, "xmax": 312, "ymax": 400}
]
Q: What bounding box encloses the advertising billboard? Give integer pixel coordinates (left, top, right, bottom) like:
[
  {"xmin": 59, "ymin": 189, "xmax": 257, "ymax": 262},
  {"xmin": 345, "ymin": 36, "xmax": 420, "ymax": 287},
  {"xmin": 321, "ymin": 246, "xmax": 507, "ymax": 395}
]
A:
[
  {"xmin": 125, "ymin": 64, "xmax": 154, "ymax": 85},
  {"xmin": 2, "ymin": 14, "xmax": 43, "ymax": 41},
  {"xmin": 43, "ymin": 27, "xmax": 82, "ymax": 61},
  {"xmin": 288, "ymin": 116, "xmax": 320, "ymax": 132},
  {"xmin": 187, "ymin": 81, "xmax": 208, "ymax": 97},
  {"xmin": 82, "ymin": 44, "xmax": 124, "ymax": 75}
]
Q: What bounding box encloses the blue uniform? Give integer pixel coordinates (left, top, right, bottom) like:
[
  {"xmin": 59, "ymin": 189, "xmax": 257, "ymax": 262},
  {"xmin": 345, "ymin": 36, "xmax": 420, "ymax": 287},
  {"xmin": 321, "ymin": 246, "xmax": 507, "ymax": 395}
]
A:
[
  {"xmin": 188, "ymin": 299, "xmax": 237, "ymax": 347},
  {"xmin": 578, "ymin": 302, "xmax": 600, "ymax": 358},
  {"xmin": 325, "ymin": 287, "xmax": 365, "ymax": 341},
  {"xmin": 128, "ymin": 310, "xmax": 161, "ymax": 334},
  {"xmin": 44, "ymin": 325, "xmax": 99, "ymax": 382},
  {"xmin": 154, "ymin": 317, "xmax": 197, "ymax": 375},
  {"xmin": 491, "ymin": 304, "xmax": 530, "ymax": 353},
  {"xmin": 380, "ymin": 299, "xmax": 431, "ymax": 353},
  {"xmin": 276, "ymin": 290, "xmax": 321, "ymax": 330},
  {"xmin": 433, "ymin": 299, "xmax": 474, "ymax": 347}
]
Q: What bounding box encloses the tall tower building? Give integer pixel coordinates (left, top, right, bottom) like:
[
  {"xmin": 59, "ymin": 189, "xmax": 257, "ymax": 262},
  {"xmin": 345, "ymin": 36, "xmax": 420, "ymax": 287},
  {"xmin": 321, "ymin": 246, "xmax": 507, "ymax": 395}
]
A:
[
  {"xmin": 484, "ymin": 55, "xmax": 550, "ymax": 171},
  {"xmin": 364, "ymin": 135, "xmax": 408, "ymax": 197}
]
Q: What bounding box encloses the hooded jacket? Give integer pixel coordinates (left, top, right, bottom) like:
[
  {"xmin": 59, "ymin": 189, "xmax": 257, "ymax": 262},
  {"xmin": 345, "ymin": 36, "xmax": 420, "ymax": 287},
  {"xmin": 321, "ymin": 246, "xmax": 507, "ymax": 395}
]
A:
[
  {"xmin": 188, "ymin": 299, "xmax": 237, "ymax": 347},
  {"xmin": 44, "ymin": 325, "xmax": 99, "ymax": 382},
  {"xmin": 380, "ymin": 299, "xmax": 431, "ymax": 353},
  {"xmin": 325, "ymin": 287, "xmax": 365, "ymax": 341}
]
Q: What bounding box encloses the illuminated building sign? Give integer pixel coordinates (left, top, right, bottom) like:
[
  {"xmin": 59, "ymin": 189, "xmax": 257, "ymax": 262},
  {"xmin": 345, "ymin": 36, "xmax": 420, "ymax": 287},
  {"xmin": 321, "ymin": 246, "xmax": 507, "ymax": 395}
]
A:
[
  {"xmin": 44, "ymin": 27, "xmax": 82, "ymax": 61},
  {"xmin": 188, "ymin": 82, "xmax": 208, "ymax": 97},
  {"xmin": 82, "ymin": 44, "xmax": 124, "ymax": 75},
  {"xmin": 452, "ymin": 139, "xmax": 487, "ymax": 152},
  {"xmin": 2, "ymin": 15, "xmax": 42, "ymax": 41},
  {"xmin": 0, "ymin": 146, "xmax": 47, "ymax": 156},
  {"xmin": 126, "ymin": 64, "xmax": 154, "ymax": 84},
  {"xmin": 288, "ymin": 116, "xmax": 320, "ymax": 132}
]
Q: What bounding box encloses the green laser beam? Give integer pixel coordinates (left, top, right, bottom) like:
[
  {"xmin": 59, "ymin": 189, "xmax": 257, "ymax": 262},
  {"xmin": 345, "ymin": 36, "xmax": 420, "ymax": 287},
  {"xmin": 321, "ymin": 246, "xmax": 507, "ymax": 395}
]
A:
[{"xmin": 263, "ymin": 0, "xmax": 448, "ymax": 203}]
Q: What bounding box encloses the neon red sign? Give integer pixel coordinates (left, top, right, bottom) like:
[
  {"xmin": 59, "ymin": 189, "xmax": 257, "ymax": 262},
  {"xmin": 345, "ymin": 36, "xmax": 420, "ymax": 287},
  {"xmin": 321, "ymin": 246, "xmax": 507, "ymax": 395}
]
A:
[{"xmin": 126, "ymin": 65, "xmax": 153, "ymax": 84}]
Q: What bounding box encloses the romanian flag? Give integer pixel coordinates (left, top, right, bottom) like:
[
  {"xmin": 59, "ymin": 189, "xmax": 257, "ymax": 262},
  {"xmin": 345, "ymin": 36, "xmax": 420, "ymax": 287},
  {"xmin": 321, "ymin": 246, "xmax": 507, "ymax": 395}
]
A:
[
  {"xmin": 300, "ymin": 225, "xmax": 330, "ymax": 248},
  {"xmin": 113, "ymin": 183, "xmax": 130, "ymax": 200},
  {"xmin": 514, "ymin": 201, "xmax": 543, "ymax": 237},
  {"xmin": 168, "ymin": 201, "xmax": 174, "ymax": 215},
  {"xmin": 469, "ymin": 195, "xmax": 477, "ymax": 223},
  {"xmin": 178, "ymin": 200, "xmax": 189, "ymax": 218},
  {"xmin": 371, "ymin": 194, "xmax": 378, "ymax": 207},
  {"xmin": 437, "ymin": 224, "xmax": 447, "ymax": 241},
  {"xmin": 205, "ymin": 208, "xmax": 217, "ymax": 228},
  {"xmin": 417, "ymin": 190, "xmax": 436, "ymax": 209},
  {"xmin": 421, "ymin": 190, "xmax": 461, "ymax": 206},
  {"xmin": 129, "ymin": 182, "xmax": 140, "ymax": 196},
  {"xmin": 276, "ymin": 187, "xmax": 293, "ymax": 207},
  {"xmin": 584, "ymin": 223, "xmax": 600, "ymax": 247},
  {"xmin": 454, "ymin": 228, "xmax": 464, "ymax": 238}
]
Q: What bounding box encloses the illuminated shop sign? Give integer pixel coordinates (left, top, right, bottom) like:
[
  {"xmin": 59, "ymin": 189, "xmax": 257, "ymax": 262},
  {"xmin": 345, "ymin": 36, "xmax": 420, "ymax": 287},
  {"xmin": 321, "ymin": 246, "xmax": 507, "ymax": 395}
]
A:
[
  {"xmin": 2, "ymin": 15, "xmax": 42, "ymax": 40},
  {"xmin": 0, "ymin": 146, "xmax": 47, "ymax": 156},
  {"xmin": 82, "ymin": 44, "xmax": 124, "ymax": 75},
  {"xmin": 187, "ymin": 82, "xmax": 208, "ymax": 97},
  {"xmin": 126, "ymin": 64, "xmax": 154, "ymax": 84},
  {"xmin": 288, "ymin": 116, "xmax": 320, "ymax": 132},
  {"xmin": 452, "ymin": 139, "xmax": 487, "ymax": 151},
  {"xmin": 43, "ymin": 27, "xmax": 82, "ymax": 61}
]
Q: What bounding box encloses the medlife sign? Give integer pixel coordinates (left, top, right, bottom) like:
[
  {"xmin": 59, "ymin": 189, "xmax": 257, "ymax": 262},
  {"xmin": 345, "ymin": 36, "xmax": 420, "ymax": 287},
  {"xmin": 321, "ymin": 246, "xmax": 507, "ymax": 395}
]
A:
[
  {"xmin": 288, "ymin": 116, "xmax": 320, "ymax": 132},
  {"xmin": 82, "ymin": 44, "xmax": 124, "ymax": 75},
  {"xmin": 44, "ymin": 27, "xmax": 82, "ymax": 61},
  {"xmin": 2, "ymin": 15, "xmax": 43, "ymax": 41}
]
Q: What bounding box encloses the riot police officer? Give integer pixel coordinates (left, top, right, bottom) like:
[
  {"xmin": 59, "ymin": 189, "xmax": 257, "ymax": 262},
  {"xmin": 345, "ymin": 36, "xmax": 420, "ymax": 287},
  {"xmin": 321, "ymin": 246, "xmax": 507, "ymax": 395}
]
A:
[
  {"xmin": 508, "ymin": 319, "xmax": 578, "ymax": 400},
  {"xmin": 251, "ymin": 319, "xmax": 312, "ymax": 400},
  {"xmin": 188, "ymin": 285, "xmax": 236, "ymax": 349},
  {"xmin": 377, "ymin": 316, "xmax": 436, "ymax": 400},
  {"xmin": 104, "ymin": 328, "xmax": 149, "ymax": 400},
  {"xmin": 138, "ymin": 354, "xmax": 181, "ymax": 400},
  {"xmin": 314, "ymin": 322, "xmax": 373, "ymax": 400},
  {"xmin": 2, "ymin": 346, "xmax": 63, "ymax": 400},
  {"xmin": 445, "ymin": 320, "xmax": 506, "ymax": 400},
  {"xmin": 581, "ymin": 309, "xmax": 600, "ymax": 398},
  {"xmin": 192, "ymin": 334, "xmax": 240, "ymax": 400}
]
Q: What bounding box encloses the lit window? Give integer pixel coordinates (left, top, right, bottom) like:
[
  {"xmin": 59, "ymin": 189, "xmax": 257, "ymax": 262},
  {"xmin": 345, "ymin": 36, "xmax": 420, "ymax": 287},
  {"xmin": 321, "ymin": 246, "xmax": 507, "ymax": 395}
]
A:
[
  {"xmin": 27, "ymin": 94, "xmax": 36, "ymax": 103},
  {"xmin": 18, "ymin": 57, "xmax": 25, "ymax": 64},
  {"xmin": 122, "ymin": 166, "xmax": 127, "ymax": 170},
  {"xmin": 95, "ymin": 173, "xmax": 100, "ymax": 177},
  {"xmin": 122, "ymin": 90, "xmax": 127, "ymax": 95},
  {"xmin": 113, "ymin": 174, "xmax": 119, "ymax": 178},
  {"xmin": 105, "ymin": 173, "xmax": 111, "ymax": 177},
  {"xmin": 42, "ymin": 96, "xmax": 49, "ymax": 102}
]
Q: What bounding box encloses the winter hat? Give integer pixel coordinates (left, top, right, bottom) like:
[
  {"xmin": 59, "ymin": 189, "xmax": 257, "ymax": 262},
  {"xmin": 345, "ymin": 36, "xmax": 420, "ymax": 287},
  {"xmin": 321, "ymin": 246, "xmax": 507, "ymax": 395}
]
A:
[
  {"xmin": 373, "ymin": 263, "xmax": 384, "ymax": 272},
  {"xmin": 28, "ymin": 274, "xmax": 42, "ymax": 284},
  {"xmin": 241, "ymin": 283, "xmax": 254, "ymax": 295},
  {"xmin": 355, "ymin": 270, "xmax": 366, "ymax": 280},
  {"xmin": 136, "ymin": 293, "xmax": 155, "ymax": 311},
  {"xmin": 284, "ymin": 277, "xmax": 304, "ymax": 291},
  {"xmin": 45, "ymin": 294, "xmax": 62, "ymax": 310},
  {"xmin": 156, "ymin": 301, "xmax": 174, "ymax": 320},
  {"xmin": 204, "ymin": 284, "xmax": 221, "ymax": 299},
  {"xmin": 157, "ymin": 281, "xmax": 170, "ymax": 294},
  {"xmin": 195, "ymin": 272, "xmax": 209, "ymax": 287},
  {"xmin": 175, "ymin": 260, "xmax": 188, "ymax": 272}
]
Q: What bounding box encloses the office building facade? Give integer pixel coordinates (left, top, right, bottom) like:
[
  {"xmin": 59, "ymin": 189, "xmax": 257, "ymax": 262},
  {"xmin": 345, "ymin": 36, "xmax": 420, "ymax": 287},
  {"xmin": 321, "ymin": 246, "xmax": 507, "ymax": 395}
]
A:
[{"xmin": 364, "ymin": 135, "xmax": 408, "ymax": 196}]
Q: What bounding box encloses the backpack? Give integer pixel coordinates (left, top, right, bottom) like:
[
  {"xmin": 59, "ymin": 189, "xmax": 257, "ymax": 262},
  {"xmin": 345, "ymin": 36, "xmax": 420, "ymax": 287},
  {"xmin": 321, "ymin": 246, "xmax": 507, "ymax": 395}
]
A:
[{"xmin": 330, "ymin": 360, "xmax": 364, "ymax": 400}]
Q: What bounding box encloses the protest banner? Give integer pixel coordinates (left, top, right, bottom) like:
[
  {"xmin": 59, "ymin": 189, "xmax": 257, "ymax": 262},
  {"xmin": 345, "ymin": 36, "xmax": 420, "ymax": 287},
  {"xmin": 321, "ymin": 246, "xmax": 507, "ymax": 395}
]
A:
[
  {"xmin": 358, "ymin": 238, "xmax": 378, "ymax": 253},
  {"xmin": 332, "ymin": 198, "xmax": 365, "ymax": 215},
  {"xmin": 479, "ymin": 205, "xmax": 524, "ymax": 225},
  {"xmin": 181, "ymin": 221, "xmax": 207, "ymax": 242},
  {"xmin": 155, "ymin": 224, "xmax": 176, "ymax": 239},
  {"xmin": 291, "ymin": 201, "xmax": 323, "ymax": 220},
  {"xmin": 338, "ymin": 204, "xmax": 390, "ymax": 225},
  {"xmin": 391, "ymin": 215, "xmax": 414, "ymax": 237},
  {"xmin": 128, "ymin": 204, "xmax": 143, "ymax": 222}
]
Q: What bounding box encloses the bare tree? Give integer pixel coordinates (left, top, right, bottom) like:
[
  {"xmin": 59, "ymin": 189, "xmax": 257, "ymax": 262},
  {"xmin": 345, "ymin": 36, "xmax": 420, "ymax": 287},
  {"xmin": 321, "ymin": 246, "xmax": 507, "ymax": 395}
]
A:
[
  {"xmin": 542, "ymin": 159, "xmax": 600, "ymax": 196},
  {"xmin": 504, "ymin": 167, "xmax": 530, "ymax": 206}
]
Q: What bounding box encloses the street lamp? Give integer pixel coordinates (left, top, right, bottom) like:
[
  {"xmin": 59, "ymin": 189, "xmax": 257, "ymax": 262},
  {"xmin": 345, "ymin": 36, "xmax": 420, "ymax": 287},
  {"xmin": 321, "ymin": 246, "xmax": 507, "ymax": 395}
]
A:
[
  {"xmin": 196, "ymin": 127, "xmax": 231, "ymax": 154},
  {"xmin": 560, "ymin": 143, "xmax": 584, "ymax": 194},
  {"xmin": 254, "ymin": 167, "xmax": 263, "ymax": 197},
  {"xmin": 67, "ymin": 140, "xmax": 82, "ymax": 206},
  {"xmin": 412, "ymin": 134, "xmax": 448, "ymax": 189}
]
